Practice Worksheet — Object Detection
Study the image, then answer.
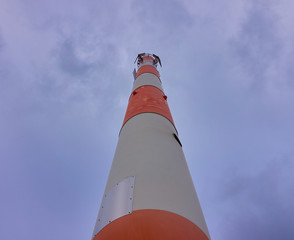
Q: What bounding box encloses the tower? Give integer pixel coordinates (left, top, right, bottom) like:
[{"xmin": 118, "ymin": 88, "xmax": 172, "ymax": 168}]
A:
[{"xmin": 92, "ymin": 53, "xmax": 210, "ymax": 239}]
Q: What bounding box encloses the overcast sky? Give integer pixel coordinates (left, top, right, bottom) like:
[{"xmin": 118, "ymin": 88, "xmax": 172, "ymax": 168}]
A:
[{"xmin": 1, "ymin": 0, "xmax": 294, "ymax": 239}]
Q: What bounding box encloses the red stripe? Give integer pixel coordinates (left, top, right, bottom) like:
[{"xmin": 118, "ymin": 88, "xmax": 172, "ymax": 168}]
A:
[
  {"xmin": 123, "ymin": 85, "xmax": 174, "ymax": 126},
  {"xmin": 94, "ymin": 209, "xmax": 209, "ymax": 240},
  {"xmin": 136, "ymin": 65, "xmax": 160, "ymax": 78},
  {"xmin": 142, "ymin": 56, "xmax": 154, "ymax": 61}
]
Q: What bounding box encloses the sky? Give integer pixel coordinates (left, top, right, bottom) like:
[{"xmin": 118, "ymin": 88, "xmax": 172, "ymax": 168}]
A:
[{"xmin": 0, "ymin": 0, "xmax": 294, "ymax": 239}]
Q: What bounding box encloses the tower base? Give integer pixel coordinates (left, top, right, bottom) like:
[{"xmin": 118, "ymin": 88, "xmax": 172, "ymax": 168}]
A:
[{"xmin": 94, "ymin": 209, "xmax": 209, "ymax": 240}]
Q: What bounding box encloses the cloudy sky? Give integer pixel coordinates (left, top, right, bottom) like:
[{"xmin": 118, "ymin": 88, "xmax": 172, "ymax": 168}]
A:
[{"xmin": 1, "ymin": 0, "xmax": 294, "ymax": 239}]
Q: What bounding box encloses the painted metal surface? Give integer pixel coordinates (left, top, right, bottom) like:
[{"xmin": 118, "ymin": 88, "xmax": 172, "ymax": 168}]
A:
[
  {"xmin": 142, "ymin": 56, "xmax": 154, "ymax": 61},
  {"xmin": 136, "ymin": 61, "xmax": 155, "ymax": 69},
  {"xmin": 136, "ymin": 65, "xmax": 160, "ymax": 78},
  {"xmin": 92, "ymin": 53, "xmax": 210, "ymax": 240},
  {"xmin": 92, "ymin": 176, "xmax": 135, "ymax": 239},
  {"xmin": 108, "ymin": 113, "xmax": 209, "ymax": 238},
  {"xmin": 123, "ymin": 85, "xmax": 174, "ymax": 126},
  {"xmin": 94, "ymin": 209, "xmax": 209, "ymax": 240},
  {"xmin": 132, "ymin": 73, "xmax": 163, "ymax": 92}
]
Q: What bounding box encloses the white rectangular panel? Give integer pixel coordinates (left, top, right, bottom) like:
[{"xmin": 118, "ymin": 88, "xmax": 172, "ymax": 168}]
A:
[{"xmin": 92, "ymin": 176, "xmax": 135, "ymax": 239}]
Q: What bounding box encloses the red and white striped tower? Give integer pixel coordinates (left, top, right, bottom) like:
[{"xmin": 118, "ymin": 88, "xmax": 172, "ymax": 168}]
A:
[{"xmin": 92, "ymin": 53, "xmax": 210, "ymax": 240}]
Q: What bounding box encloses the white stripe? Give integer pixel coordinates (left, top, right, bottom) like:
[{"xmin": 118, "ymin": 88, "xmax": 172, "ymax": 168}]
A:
[
  {"xmin": 132, "ymin": 73, "xmax": 164, "ymax": 92},
  {"xmin": 104, "ymin": 113, "xmax": 210, "ymax": 238}
]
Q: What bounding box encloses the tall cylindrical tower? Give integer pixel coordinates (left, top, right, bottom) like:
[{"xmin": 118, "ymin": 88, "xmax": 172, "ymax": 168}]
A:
[{"xmin": 92, "ymin": 53, "xmax": 210, "ymax": 240}]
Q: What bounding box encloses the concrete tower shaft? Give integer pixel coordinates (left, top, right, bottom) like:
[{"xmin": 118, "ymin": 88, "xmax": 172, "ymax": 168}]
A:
[{"xmin": 92, "ymin": 53, "xmax": 210, "ymax": 240}]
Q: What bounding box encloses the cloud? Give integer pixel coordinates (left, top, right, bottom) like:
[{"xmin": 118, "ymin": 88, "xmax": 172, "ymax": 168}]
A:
[
  {"xmin": 219, "ymin": 157, "xmax": 294, "ymax": 240},
  {"xmin": 0, "ymin": 30, "xmax": 3, "ymax": 51},
  {"xmin": 1, "ymin": 0, "xmax": 294, "ymax": 240},
  {"xmin": 55, "ymin": 38, "xmax": 94, "ymax": 76},
  {"xmin": 231, "ymin": 0, "xmax": 294, "ymax": 97}
]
